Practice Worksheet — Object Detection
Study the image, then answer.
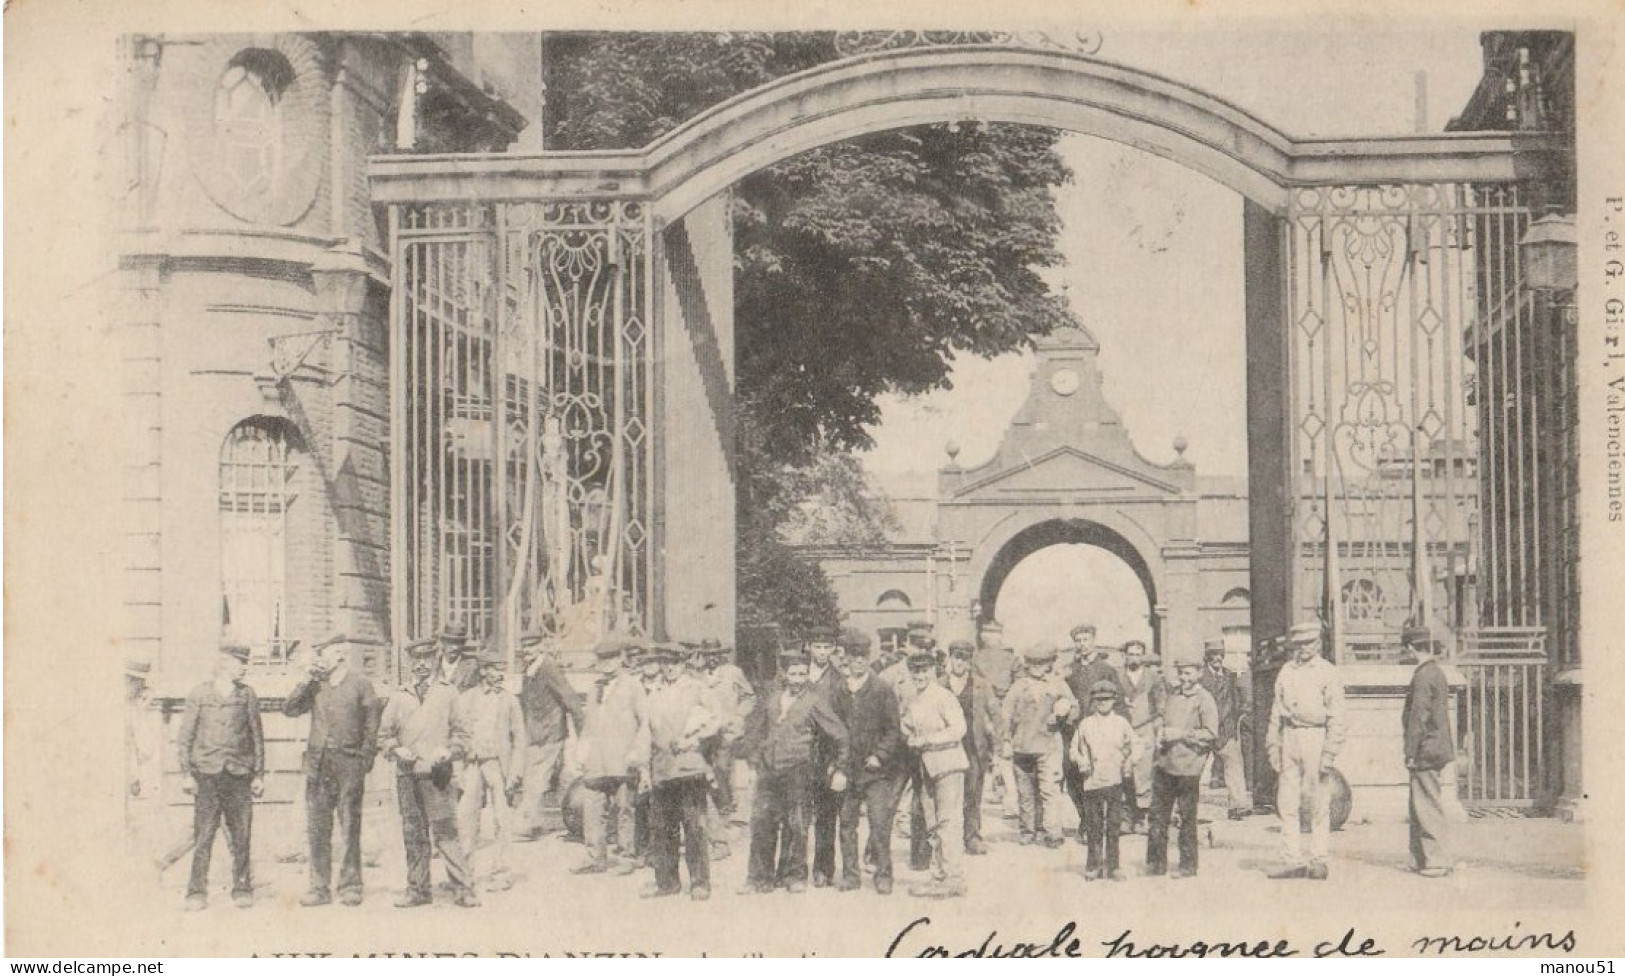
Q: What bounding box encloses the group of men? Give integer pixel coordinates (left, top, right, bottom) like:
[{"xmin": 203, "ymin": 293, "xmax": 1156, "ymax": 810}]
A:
[
  {"xmin": 174, "ymin": 623, "xmax": 592, "ymax": 910},
  {"xmin": 173, "ymin": 613, "xmax": 1456, "ymax": 909}
]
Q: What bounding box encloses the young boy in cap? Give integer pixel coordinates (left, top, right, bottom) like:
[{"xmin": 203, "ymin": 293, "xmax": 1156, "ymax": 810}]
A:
[
  {"xmin": 283, "ymin": 633, "xmax": 381, "ymax": 907},
  {"xmin": 1147, "ymin": 660, "xmax": 1218, "ymax": 878},
  {"xmin": 378, "ymin": 638, "xmax": 478, "ymax": 908},
  {"xmin": 901, "ymin": 648, "xmax": 970, "ymax": 898},
  {"xmin": 1002, "ymin": 641, "xmax": 1078, "ymax": 848},
  {"xmin": 177, "ymin": 640, "xmax": 265, "ymax": 910},
  {"xmin": 451, "ymin": 645, "xmax": 527, "ymax": 891},
  {"xmin": 1069, "ymin": 680, "xmax": 1139, "ymax": 881}
]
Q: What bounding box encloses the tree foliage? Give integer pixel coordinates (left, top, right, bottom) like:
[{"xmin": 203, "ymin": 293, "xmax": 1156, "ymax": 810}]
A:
[{"xmin": 545, "ymin": 32, "xmax": 1076, "ymax": 632}]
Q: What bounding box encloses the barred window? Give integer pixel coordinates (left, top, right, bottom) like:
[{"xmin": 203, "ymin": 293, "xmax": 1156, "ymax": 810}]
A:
[
  {"xmin": 214, "ymin": 49, "xmax": 294, "ymax": 200},
  {"xmin": 220, "ymin": 418, "xmax": 301, "ymax": 667},
  {"xmin": 1341, "ymin": 578, "xmax": 1385, "ymax": 622}
]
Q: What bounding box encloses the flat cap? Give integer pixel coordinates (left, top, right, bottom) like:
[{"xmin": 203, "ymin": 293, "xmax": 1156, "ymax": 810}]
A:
[
  {"xmin": 1287, "ymin": 621, "xmax": 1322, "ymax": 645},
  {"xmin": 1023, "ymin": 641, "xmax": 1058, "ymax": 664},
  {"xmin": 947, "ymin": 639, "xmax": 975, "ymax": 657},
  {"xmin": 1069, "ymin": 623, "xmax": 1097, "ymax": 639},
  {"xmin": 779, "ymin": 646, "xmax": 810, "ymax": 667},
  {"xmin": 404, "ymin": 638, "xmax": 439, "ymax": 659},
  {"xmin": 1089, "ymin": 680, "xmax": 1120, "ymax": 701},
  {"xmin": 906, "ymin": 649, "xmax": 938, "ymax": 671},
  {"xmin": 838, "ymin": 627, "xmax": 872, "ymax": 654},
  {"xmin": 312, "ymin": 632, "xmax": 349, "ymax": 651}
]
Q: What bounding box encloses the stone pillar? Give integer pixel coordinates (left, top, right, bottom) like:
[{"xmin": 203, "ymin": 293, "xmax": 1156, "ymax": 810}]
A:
[
  {"xmin": 1243, "ymin": 200, "xmax": 1291, "ymax": 807},
  {"xmin": 311, "ymin": 242, "xmax": 392, "ymax": 675},
  {"xmin": 655, "ymin": 193, "xmax": 736, "ymax": 644}
]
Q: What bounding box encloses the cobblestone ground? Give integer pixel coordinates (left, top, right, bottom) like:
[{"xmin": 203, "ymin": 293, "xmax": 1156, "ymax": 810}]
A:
[{"xmin": 154, "ymin": 783, "xmax": 1586, "ymax": 956}]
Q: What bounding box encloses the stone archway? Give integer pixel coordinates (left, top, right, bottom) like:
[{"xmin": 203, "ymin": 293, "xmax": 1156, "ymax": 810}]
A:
[
  {"xmin": 370, "ymin": 37, "xmax": 1554, "ymax": 662},
  {"xmin": 977, "ymin": 517, "xmax": 1161, "ymax": 657}
]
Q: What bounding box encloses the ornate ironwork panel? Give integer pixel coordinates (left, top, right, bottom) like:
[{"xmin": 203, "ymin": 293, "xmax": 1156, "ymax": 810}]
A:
[
  {"xmin": 1286, "ymin": 184, "xmax": 1531, "ymax": 661},
  {"xmin": 832, "ymin": 30, "xmax": 1104, "ymax": 58},
  {"xmin": 391, "ymin": 200, "xmax": 652, "ymax": 664}
]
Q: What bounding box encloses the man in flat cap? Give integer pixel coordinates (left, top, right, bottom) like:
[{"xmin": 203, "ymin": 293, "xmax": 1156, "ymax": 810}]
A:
[
  {"xmin": 739, "ymin": 646, "xmax": 850, "ymax": 895},
  {"xmin": 901, "ymin": 648, "xmax": 970, "ymax": 898},
  {"xmin": 1146, "ymin": 659, "xmax": 1218, "ymax": 878},
  {"xmin": 1117, "ymin": 639, "xmax": 1165, "ymax": 834},
  {"xmin": 708, "ymin": 640, "xmax": 757, "ymax": 817},
  {"xmin": 829, "ymin": 632, "xmax": 904, "ymax": 894},
  {"xmin": 1001, "ymin": 641, "xmax": 1077, "ymax": 848},
  {"xmin": 379, "ymin": 639, "xmax": 478, "ymax": 908},
  {"xmin": 571, "ymin": 638, "xmax": 648, "ymax": 875},
  {"xmin": 639, "ymin": 643, "xmax": 720, "ymax": 899},
  {"xmin": 943, "ymin": 639, "xmax": 1002, "ymax": 856},
  {"xmin": 515, "ymin": 628, "xmax": 584, "ymax": 842},
  {"xmin": 435, "ymin": 619, "xmax": 481, "ymax": 692},
  {"xmin": 177, "ymin": 640, "xmax": 265, "ymax": 910},
  {"xmin": 803, "ymin": 626, "xmax": 845, "ymax": 887},
  {"xmin": 1199, "ymin": 638, "xmax": 1252, "ymax": 820},
  {"xmin": 451, "ymin": 644, "xmax": 527, "ymax": 891},
  {"xmin": 284, "ymin": 633, "xmax": 381, "ymax": 907},
  {"xmin": 1266, "ymin": 621, "xmax": 1346, "ymax": 880},
  {"xmin": 1402, "ymin": 626, "xmax": 1454, "ymax": 877}
]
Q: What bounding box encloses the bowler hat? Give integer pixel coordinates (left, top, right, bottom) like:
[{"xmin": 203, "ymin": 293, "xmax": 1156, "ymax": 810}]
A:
[
  {"xmin": 220, "ymin": 641, "xmax": 252, "ymax": 663},
  {"xmin": 1401, "ymin": 625, "xmax": 1432, "ymax": 646},
  {"xmin": 438, "ymin": 620, "xmax": 469, "ymax": 642},
  {"xmin": 1203, "ymin": 639, "xmax": 1226, "ymax": 655}
]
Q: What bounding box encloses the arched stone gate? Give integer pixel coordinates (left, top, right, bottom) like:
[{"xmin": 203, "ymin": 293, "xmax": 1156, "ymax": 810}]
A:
[{"xmin": 367, "ymin": 42, "xmax": 1560, "ymax": 672}]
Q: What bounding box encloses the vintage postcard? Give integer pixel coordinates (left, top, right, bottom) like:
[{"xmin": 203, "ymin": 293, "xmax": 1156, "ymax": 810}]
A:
[{"xmin": 4, "ymin": 0, "xmax": 1623, "ymax": 959}]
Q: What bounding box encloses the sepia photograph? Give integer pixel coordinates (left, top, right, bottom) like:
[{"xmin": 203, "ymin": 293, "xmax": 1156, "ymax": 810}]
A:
[{"xmin": 4, "ymin": 0, "xmax": 1623, "ymax": 958}]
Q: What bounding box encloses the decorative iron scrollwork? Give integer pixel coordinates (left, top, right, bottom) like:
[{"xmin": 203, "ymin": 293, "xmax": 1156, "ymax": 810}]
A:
[{"xmin": 832, "ymin": 29, "xmax": 1104, "ymax": 58}]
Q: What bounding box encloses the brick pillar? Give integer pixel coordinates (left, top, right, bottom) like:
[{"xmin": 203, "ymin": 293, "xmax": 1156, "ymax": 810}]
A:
[{"xmin": 312, "ymin": 242, "xmax": 392, "ymax": 678}]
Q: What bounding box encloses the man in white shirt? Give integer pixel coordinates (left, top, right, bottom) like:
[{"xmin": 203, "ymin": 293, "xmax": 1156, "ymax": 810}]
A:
[{"xmin": 900, "ymin": 650, "xmax": 969, "ymax": 899}]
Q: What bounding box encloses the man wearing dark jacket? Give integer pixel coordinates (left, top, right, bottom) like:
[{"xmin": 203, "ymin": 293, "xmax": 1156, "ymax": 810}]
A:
[
  {"xmin": 1198, "ymin": 639, "xmax": 1251, "ymax": 819},
  {"xmin": 515, "ymin": 629, "xmax": 585, "ymax": 841},
  {"xmin": 1402, "ymin": 628, "xmax": 1454, "ymax": 877},
  {"xmin": 829, "ymin": 636, "xmax": 904, "ymax": 894},
  {"xmin": 945, "ymin": 640, "xmax": 1002, "ymax": 855},
  {"xmin": 176, "ymin": 641, "xmax": 265, "ymax": 911},
  {"xmin": 803, "ymin": 626, "xmax": 844, "ymax": 887},
  {"xmin": 739, "ymin": 647, "xmax": 850, "ymax": 895},
  {"xmin": 284, "ymin": 633, "xmax": 382, "ymax": 907}
]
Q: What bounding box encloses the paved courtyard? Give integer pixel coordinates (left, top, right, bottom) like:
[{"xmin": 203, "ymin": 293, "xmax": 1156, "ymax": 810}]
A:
[{"xmin": 137, "ymin": 783, "xmax": 1586, "ymax": 957}]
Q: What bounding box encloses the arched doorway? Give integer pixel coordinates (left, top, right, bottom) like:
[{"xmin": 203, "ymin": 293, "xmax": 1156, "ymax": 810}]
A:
[{"xmin": 979, "ymin": 519, "xmax": 1159, "ymax": 657}]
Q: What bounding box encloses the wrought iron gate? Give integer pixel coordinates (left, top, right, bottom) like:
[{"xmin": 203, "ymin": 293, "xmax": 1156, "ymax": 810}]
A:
[
  {"xmin": 389, "ymin": 200, "xmax": 653, "ymax": 666},
  {"xmin": 1285, "ymin": 182, "xmax": 1547, "ymax": 804},
  {"xmin": 1456, "ymin": 628, "xmax": 1547, "ymax": 805}
]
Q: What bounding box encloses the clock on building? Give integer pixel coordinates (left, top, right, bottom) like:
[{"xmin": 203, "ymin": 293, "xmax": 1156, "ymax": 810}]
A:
[{"xmin": 1049, "ymin": 367, "xmax": 1081, "ymax": 396}]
